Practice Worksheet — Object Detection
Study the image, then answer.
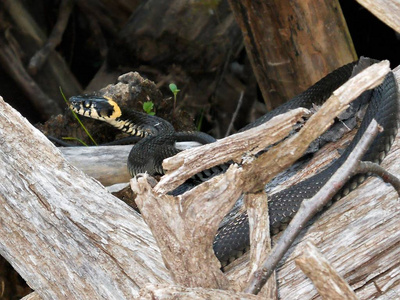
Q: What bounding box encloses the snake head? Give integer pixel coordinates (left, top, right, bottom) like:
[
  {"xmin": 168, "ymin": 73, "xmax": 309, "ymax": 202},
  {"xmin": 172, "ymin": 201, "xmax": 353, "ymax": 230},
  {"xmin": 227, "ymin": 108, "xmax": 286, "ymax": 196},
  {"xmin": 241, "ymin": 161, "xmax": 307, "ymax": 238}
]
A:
[{"xmin": 68, "ymin": 95, "xmax": 122, "ymax": 121}]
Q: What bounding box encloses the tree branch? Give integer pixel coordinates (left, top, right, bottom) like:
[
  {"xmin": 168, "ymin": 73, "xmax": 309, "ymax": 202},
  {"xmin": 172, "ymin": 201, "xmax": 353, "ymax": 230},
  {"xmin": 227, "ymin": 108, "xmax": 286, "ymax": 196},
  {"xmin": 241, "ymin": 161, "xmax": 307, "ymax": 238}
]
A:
[{"xmin": 28, "ymin": 0, "xmax": 74, "ymax": 74}]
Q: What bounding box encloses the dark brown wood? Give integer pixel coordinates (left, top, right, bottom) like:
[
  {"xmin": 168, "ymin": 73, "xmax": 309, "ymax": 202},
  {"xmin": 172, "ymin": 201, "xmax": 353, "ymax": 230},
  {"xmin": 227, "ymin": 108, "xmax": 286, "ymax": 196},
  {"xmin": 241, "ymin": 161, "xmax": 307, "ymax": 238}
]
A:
[
  {"xmin": 228, "ymin": 0, "xmax": 357, "ymax": 110},
  {"xmin": 1, "ymin": 0, "xmax": 82, "ymax": 107}
]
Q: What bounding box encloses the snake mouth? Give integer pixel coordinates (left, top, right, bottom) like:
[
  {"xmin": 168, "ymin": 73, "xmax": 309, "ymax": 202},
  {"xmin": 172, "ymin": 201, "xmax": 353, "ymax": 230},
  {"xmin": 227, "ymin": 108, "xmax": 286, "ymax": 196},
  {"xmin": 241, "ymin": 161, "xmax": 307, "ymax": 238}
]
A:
[{"xmin": 68, "ymin": 95, "xmax": 122, "ymax": 120}]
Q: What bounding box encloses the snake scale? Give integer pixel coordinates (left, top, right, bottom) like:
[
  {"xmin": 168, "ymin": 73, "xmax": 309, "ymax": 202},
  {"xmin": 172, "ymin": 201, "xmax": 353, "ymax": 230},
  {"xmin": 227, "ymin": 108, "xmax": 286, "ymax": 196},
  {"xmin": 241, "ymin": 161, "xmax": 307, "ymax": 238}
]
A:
[{"xmin": 69, "ymin": 58, "xmax": 400, "ymax": 266}]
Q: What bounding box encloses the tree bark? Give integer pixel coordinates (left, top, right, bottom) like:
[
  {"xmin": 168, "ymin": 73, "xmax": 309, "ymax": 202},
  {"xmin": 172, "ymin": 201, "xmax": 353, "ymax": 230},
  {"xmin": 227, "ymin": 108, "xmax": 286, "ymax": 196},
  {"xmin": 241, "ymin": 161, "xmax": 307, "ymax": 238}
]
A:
[{"xmin": 228, "ymin": 0, "xmax": 357, "ymax": 110}]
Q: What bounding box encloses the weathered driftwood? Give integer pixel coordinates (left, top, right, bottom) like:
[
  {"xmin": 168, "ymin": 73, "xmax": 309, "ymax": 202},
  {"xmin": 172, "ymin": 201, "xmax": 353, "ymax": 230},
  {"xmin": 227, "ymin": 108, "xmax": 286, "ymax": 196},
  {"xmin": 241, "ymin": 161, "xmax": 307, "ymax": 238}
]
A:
[
  {"xmin": 227, "ymin": 66, "xmax": 400, "ymax": 298},
  {"xmin": 60, "ymin": 145, "xmax": 132, "ymax": 186},
  {"xmin": 245, "ymin": 119, "xmax": 380, "ymax": 294},
  {"xmin": 58, "ymin": 142, "xmax": 205, "ymax": 186},
  {"xmin": 131, "ymin": 169, "xmax": 242, "ymax": 290},
  {"xmin": 245, "ymin": 192, "xmax": 277, "ymax": 298},
  {"xmin": 227, "ymin": 0, "xmax": 356, "ymax": 110},
  {"xmin": 138, "ymin": 284, "xmax": 260, "ymax": 300},
  {"xmin": 295, "ymin": 242, "xmax": 358, "ymax": 300},
  {"xmin": 0, "ymin": 96, "xmax": 171, "ymax": 299},
  {"xmin": 356, "ymin": 0, "xmax": 400, "ymax": 33},
  {"xmin": 130, "ymin": 61, "xmax": 394, "ymax": 297},
  {"xmin": 0, "ymin": 62, "xmax": 399, "ymax": 299}
]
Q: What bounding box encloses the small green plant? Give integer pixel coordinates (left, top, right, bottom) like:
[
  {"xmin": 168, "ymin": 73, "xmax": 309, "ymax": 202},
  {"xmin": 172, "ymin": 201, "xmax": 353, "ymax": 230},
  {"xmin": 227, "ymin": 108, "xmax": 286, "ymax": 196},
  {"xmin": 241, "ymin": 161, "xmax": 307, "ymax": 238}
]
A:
[
  {"xmin": 169, "ymin": 83, "xmax": 180, "ymax": 111},
  {"xmin": 196, "ymin": 108, "xmax": 205, "ymax": 131},
  {"xmin": 143, "ymin": 101, "xmax": 155, "ymax": 115},
  {"xmin": 59, "ymin": 87, "xmax": 98, "ymax": 146}
]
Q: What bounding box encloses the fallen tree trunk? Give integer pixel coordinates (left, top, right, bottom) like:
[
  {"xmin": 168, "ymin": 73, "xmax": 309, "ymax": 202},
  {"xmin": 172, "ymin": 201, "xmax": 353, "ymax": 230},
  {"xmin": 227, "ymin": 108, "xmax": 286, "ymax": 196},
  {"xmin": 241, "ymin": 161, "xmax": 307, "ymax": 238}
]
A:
[{"xmin": 0, "ymin": 96, "xmax": 171, "ymax": 299}]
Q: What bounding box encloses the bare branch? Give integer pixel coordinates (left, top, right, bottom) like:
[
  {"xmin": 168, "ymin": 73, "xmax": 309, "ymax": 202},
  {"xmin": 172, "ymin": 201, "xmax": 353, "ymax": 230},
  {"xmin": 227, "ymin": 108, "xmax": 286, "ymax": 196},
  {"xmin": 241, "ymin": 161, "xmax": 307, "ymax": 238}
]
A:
[
  {"xmin": 357, "ymin": 161, "xmax": 400, "ymax": 196},
  {"xmin": 245, "ymin": 192, "xmax": 277, "ymax": 298},
  {"xmin": 157, "ymin": 107, "xmax": 309, "ymax": 193},
  {"xmin": 225, "ymin": 91, "xmax": 244, "ymax": 137},
  {"xmin": 28, "ymin": 0, "xmax": 74, "ymax": 74},
  {"xmin": 0, "ymin": 36, "xmax": 62, "ymax": 118},
  {"xmin": 157, "ymin": 61, "xmax": 390, "ymax": 194}
]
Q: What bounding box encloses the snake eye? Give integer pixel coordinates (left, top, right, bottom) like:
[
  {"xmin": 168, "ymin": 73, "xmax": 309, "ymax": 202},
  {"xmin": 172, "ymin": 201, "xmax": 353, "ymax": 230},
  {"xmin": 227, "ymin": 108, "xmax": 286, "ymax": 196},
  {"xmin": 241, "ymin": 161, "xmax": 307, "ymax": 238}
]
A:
[{"xmin": 83, "ymin": 100, "xmax": 92, "ymax": 108}]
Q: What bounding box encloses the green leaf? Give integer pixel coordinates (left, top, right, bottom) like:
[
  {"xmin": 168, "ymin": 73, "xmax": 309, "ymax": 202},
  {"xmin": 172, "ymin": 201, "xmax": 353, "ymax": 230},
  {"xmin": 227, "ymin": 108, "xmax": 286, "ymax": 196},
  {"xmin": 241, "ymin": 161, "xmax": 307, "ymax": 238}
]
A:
[
  {"xmin": 169, "ymin": 83, "xmax": 180, "ymax": 94},
  {"xmin": 143, "ymin": 101, "xmax": 155, "ymax": 115}
]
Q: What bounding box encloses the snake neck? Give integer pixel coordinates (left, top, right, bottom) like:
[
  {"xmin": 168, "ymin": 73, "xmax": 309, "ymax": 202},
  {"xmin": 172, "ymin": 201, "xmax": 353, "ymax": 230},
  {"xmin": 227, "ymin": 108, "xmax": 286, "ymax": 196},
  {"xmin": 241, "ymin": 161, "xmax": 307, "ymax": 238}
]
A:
[{"xmin": 109, "ymin": 109, "xmax": 175, "ymax": 137}]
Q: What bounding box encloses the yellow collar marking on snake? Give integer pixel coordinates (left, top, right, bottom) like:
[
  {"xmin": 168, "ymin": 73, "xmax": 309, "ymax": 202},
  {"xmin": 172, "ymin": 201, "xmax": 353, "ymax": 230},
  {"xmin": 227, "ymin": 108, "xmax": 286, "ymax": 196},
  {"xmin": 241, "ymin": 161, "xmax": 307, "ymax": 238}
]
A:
[{"xmin": 103, "ymin": 96, "xmax": 122, "ymax": 119}]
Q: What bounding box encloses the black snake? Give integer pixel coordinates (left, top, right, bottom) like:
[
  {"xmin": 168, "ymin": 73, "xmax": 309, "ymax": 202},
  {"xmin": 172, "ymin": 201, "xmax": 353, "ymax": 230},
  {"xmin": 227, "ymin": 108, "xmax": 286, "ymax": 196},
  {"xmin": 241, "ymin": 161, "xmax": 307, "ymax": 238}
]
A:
[{"xmin": 69, "ymin": 58, "xmax": 400, "ymax": 266}]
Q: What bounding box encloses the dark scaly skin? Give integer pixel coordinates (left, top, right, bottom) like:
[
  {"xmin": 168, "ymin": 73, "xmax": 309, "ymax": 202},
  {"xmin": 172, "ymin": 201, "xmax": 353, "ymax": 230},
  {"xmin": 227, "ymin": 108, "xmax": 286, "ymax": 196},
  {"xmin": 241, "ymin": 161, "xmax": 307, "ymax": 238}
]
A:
[{"xmin": 69, "ymin": 59, "xmax": 400, "ymax": 266}]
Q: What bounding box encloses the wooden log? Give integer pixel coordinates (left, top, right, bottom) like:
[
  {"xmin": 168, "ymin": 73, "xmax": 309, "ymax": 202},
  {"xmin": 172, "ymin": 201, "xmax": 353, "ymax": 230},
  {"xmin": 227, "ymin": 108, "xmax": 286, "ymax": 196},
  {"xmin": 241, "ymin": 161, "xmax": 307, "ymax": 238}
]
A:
[
  {"xmin": 228, "ymin": 0, "xmax": 357, "ymax": 110},
  {"xmin": 59, "ymin": 142, "xmax": 203, "ymax": 186},
  {"xmin": 0, "ymin": 96, "xmax": 171, "ymax": 299}
]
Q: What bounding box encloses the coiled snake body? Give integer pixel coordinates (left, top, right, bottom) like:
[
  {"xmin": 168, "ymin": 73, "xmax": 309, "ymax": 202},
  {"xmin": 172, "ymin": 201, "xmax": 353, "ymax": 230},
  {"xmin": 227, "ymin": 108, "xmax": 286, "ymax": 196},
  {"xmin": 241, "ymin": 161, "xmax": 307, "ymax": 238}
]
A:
[{"xmin": 69, "ymin": 58, "xmax": 400, "ymax": 266}]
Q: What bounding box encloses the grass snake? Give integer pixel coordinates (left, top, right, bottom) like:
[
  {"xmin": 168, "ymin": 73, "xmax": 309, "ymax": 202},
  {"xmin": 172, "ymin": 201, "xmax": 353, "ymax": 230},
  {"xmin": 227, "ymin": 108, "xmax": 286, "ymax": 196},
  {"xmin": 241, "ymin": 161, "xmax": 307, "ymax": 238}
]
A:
[{"xmin": 69, "ymin": 58, "xmax": 400, "ymax": 266}]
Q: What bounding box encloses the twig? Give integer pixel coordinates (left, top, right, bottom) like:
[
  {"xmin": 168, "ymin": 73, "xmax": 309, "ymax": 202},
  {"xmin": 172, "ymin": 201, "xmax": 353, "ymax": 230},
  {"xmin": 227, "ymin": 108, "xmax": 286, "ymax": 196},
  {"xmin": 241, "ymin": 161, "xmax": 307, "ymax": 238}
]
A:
[
  {"xmin": 28, "ymin": 0, "xmax": 74, "ymax": 75},
  {"xmin": 357, "ymin": 161, "xmax": 400, "ymax": 196},
  {"xmin": 225, "ymin": 91, "xmax": 244, "ymax": 137},
  {"xmin": 244, "ymin": 120, "xmax": 380, "ymax": 294},
  {"xmin": 295, "ymin": 242, "xmax": 358, "ymax": 300}
]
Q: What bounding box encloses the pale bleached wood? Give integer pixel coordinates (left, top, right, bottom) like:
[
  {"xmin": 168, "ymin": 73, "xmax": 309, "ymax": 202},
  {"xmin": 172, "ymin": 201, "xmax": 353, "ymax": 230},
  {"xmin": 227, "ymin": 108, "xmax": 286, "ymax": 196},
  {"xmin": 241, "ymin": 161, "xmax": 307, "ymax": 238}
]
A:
[
  {"xmin": 2, "ymin": 62, "xmax": 398, "ymax": 300},
  {"xmin": 274, "ymin": 66, "xmax": 400, "ymax": 298},
  {"xmin": 156, "ymin": 107, "xmax": 310, "ymax": 194},
  {"xmin": 138, "ymin": 284, "xmax": 260, "ymax": 299},
  {"xmin": 295, "ymin": 242, "xmax": 358, "ymax": 300},
  {"xmin": 245, "ymin": 120, "xmax": 380, "ymax": 294},
  {"xmin": 59, "ymin": 142, "xmax": 204, "ymax": 187},
  {"xmin": 130, "ymin": 61, "xmax": 395, "ymax": 298},
  {"xmin": 275, "ymin": 129, "xmax": 400, "ymax": 298},
  {"xmin": 130, "ymin": 166, "xmax": 244, "ymax": 289},
  {"xmin": 356, "ymin": 0, "xmax": 400, "ymax": 33},
  {"xmin": 245, "ymin": 192, "xmax": 277, "ymax": 299},
  {"xmin": 0, "ymin": 96, "xmax": 171, "ymax": 299},
  {"xmin": 60, "ymin": 145, "xmax": 132, "ymax": 186},
  {"xmin": 225, "ymin": 66, "xmax": 400, "ymax": 298},
  {"xmin": 21, "ymin": 292, "xmax": 41, "ymax": 300}
]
